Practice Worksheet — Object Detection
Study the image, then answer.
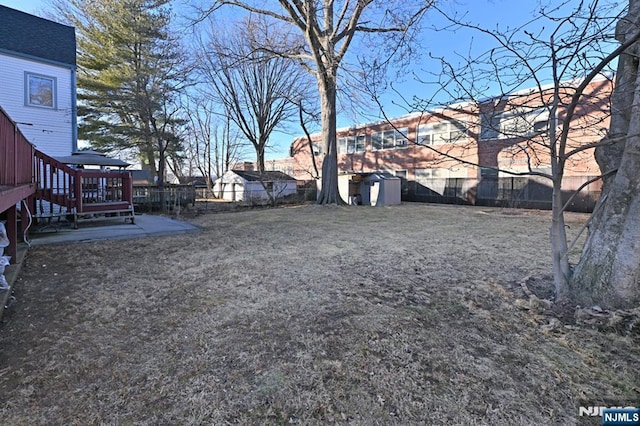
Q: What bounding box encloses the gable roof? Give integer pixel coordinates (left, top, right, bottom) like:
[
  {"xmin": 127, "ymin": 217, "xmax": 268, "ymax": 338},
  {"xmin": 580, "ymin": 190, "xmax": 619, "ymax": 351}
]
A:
[
  {"xmin": 232, "ymin": 170, "xmax": 296, "ymax": 182},
  {"xmin": 180, "ymin": 176, "xmax": 212, "ymax": 186},
  {"xmin": 0, "ymin": 6, "xmax": 76, "ymax": 67}
]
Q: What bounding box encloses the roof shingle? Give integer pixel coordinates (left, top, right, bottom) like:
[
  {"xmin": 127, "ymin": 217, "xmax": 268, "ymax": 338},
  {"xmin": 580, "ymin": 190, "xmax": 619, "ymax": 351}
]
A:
[
  {"xmin": 231, "ymin": 170, "xmax": 296, "ymax": 182},
  {"xmin": 0, "ymin": 5, "xmax": 76, "ymax": 66}
]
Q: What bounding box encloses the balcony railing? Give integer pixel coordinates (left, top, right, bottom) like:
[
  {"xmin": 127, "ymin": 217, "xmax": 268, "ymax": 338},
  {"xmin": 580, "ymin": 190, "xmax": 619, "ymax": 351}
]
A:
[{"xmin": 0, "ymin": 106, "xmax": 34, "ymax": 188}]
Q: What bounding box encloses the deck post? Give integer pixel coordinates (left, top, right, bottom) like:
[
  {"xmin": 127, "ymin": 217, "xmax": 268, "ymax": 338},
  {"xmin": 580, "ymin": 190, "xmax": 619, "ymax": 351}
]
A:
[
  {"xmin": 74, "ymin": 170, "xmax": 83, "ymax": 215},
  {"xmin": 122, "ymin": 171, "xmax": 133, "ymax": 205}
]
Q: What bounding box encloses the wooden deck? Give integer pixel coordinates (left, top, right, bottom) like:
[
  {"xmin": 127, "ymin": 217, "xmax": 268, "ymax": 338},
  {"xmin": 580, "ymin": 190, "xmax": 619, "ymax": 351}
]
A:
[
  {"xmin": 0, "ymin": 184, "xmax": 35, "ymax": 212},
  {"xmin": 0, "ymin": 184, "xmax": 36, "ymax": 264},
  {"xmin": 1, "ymin": 106, "xmax": 36, "ymax": 266},
  {"xmin": 1, "ymin": 104, "xmax": 135, "ymax": 273},
  {"xmin": 34, "ymin": 150, "xmax": 135, "ymax": 226}
]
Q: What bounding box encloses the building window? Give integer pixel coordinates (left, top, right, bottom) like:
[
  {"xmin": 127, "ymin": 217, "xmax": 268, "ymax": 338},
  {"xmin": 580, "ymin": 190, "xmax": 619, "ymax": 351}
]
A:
[
  {"xmin": 479, "ymin": 167, "xmax": 499, "ymax": 179},
  {"xmin": 479, "ymin": 112, "xmax": 501, "ymax": 140},
  {"xmin": 25, "ymin": 73, "xmax": 56, "ymax": 108},
  {"xmin": 533, "ymin": 119, "xmax": 549, "ymax": 133},
  {"xmin": 371, "ymin": 132, "xmax": 383, "ymax": 150},
  {"xmin": 394, "ymin": 170, "xmax": 407, "ymax": 179},
  {"xmin": 479, "ymin": 108, "xmax": 549, "ymax": 140},
  {"xmin": 312, "ymin": 142, "xmax": 323, "ymax": 156},
  {"xmin": 371, "ymin": 128, "xmax": 408, "ymax": 150},
  {"xmin": 338, "ymin": 135, "xmax": 366, "ymax": 154},
  {"xmin": 417, "ymin": 120, "xmax": 467, "ymax": 145}
]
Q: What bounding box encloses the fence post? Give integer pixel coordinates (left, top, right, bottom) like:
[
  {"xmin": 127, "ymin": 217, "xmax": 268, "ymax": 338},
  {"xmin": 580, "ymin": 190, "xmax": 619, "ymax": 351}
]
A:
[
  {"xmin": 12, "ymin": 122, "xmax": 18, "ymax": 186},
  {"xmin": 122, "ymin": 171, "xmax": 133, "ymax": 205},
  {"xmin": 74, "ymin": 170, "xmax": 83, "ymax": 213}
]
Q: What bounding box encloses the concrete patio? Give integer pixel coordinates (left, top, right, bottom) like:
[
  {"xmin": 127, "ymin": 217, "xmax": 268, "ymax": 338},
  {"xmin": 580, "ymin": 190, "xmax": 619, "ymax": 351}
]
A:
[{"xmin": 27, "ymin": 213, "xmax": 199, "ymax": 246}]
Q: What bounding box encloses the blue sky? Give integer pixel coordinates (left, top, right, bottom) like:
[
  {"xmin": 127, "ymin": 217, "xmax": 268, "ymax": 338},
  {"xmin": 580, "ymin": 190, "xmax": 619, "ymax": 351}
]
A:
[
  {"xmin": 0, "ymin": 0, "xmax": 46, "ymax": 14},
  {"xmin": 0, "ymin": 0, "xmax": 622, "ymax": 159}
]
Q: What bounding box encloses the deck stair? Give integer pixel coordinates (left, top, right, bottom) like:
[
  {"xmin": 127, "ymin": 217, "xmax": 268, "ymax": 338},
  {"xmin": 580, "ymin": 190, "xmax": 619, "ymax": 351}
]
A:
[{"xmin": 0, "ymin": 106, "xmax": 134, "ymax": 264}]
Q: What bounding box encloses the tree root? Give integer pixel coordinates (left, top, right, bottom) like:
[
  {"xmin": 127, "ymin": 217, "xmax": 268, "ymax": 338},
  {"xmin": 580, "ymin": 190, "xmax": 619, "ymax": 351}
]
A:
[
  {"xmin": 516, "ymin": 275, "xmax": 640, "ymax": 335},
  {"xmin": 518, "ymin": 275, "xmax": 554, "ymax": 313},
  {"xmin": 574, "ymin": 305, "xmax": 640, "ymax": 335}
]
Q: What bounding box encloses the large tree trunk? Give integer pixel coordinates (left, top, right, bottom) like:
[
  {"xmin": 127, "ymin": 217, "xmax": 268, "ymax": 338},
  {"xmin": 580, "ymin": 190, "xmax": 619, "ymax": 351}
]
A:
[
  {"xmin": 144, "ymin": 144, "xmax": 157, "ymax": 178},
  {"xmin": 256, "ymin": 141, "xmax": 266, "ymax": 173},
  {"xmin": 157, "ymin": 142, "xmax": 167, "ymax": 212},
  {"xmin": 548, "ymin": 76, "xmax": 572, "ymax": 301},
  {"xmin": 570, "ymin": 1, "xmax": 640, "ymax": 309},
  {"xmin": 316, "ymin": 74, "xmax": 343, "ymax": 204}
]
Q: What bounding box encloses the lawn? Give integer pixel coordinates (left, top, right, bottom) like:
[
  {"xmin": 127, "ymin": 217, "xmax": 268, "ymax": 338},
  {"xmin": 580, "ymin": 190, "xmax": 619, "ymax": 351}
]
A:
[{"xmin": 0, "ymin": 203, "xmax": 638, "ymax": 425}]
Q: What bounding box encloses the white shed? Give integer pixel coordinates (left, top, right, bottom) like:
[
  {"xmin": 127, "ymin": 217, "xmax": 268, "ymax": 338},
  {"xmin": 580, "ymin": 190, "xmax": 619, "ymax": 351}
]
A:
[
  {"xmin": 338, "ymin": 172, "xmax": 402, "ymax": 206},
  {"xmin": 213, "ymin": 170, "xmax": 297, "ymax": 202}
]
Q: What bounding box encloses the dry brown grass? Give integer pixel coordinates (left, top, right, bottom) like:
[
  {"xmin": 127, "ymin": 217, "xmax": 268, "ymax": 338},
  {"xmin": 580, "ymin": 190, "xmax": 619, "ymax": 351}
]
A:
[{"xmin": 0, "ymin": 203, "xmax": 638, "ymax": 425}]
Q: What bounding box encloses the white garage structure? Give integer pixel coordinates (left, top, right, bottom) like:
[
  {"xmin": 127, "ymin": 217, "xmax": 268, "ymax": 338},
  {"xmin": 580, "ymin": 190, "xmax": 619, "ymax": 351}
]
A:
[{"xmin": 213, "ymin": 170, "xmax": 298, "ymax": 202}]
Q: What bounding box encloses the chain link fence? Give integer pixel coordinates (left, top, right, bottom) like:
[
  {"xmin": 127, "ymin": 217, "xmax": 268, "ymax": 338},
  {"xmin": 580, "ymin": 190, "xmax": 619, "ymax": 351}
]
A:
[
  {"xmin": 134, "ymin": 182, "xmax": 318, "ymax": 213},
  {"xmin": 134, "ymin": 177, "xmax": 599, "ymax": 212},
  {"xmin": 405, "ymin": 175, "xmax": 601, "ymax": 212},
  {"xmin": 133, "ymin": 185, "xmax": 196, "ymax": 212}
]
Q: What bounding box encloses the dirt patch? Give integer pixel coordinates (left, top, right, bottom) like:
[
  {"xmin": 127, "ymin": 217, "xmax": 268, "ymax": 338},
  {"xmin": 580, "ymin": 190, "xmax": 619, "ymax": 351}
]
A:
[
  {"xmin": 0, "ymin": 203, "xmax": 638, "ymax": 425},
  {"xmin": 524, "ymin": 274, "xmax": 556, "ymax": 300}
]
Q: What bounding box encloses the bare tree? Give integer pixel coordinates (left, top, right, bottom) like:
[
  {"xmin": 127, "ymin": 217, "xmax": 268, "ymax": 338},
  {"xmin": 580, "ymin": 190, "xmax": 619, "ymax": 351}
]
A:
[
  {"xmin": 201, "ymin": 0, "xmax": 433, "ymax": 204},
  {"xmin": 196, "ymin": 15, "xmax": 311, "ymax": 173},
  {"xmin": 181, "ymin": 94, "xmax": 245, "ymax": 196},
  {"xmin": 370, "ymin": 1, "xmax": 640, "ymax": 307}
]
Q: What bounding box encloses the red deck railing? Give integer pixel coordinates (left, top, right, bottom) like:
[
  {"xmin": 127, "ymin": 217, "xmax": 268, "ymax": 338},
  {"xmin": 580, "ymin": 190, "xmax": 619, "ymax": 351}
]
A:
[
  {"xmin": 75, "ymin": 170, "xmax": 133, "ymax": 213},
  {"xmin": 0, "ymin": 107, "xmax": 34, "ymax": 188},
  {"xmin": 34, "ymin": 149, "xmax": 79, "ymax": 212},
  {"xmin": 0, "ymin": 107, "xmax": 36, "ymax": 265}
]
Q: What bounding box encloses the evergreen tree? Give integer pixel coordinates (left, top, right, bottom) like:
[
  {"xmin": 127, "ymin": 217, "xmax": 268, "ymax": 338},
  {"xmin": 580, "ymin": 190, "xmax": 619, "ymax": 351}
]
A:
[{"xmin": 57, "ymin": 0, "xmax": 187, "ymax": 190}]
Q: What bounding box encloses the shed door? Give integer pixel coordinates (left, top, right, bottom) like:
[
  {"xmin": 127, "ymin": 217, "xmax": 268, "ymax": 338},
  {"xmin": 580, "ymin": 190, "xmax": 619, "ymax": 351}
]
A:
[{"xmin": 370, "ymin": 181, "xmax": 381, "ymax": 206}]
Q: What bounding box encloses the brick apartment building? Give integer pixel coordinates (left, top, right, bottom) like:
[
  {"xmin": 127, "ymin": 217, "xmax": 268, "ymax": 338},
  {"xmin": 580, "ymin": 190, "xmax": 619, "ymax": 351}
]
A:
[{"xmin": 264, "ymin": 75, "xmax": 613, "ymax": 210}]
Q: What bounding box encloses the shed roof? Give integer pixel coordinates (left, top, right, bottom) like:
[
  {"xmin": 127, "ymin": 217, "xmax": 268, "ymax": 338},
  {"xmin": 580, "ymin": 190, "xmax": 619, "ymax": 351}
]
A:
[
  {"xmin": 363, "ymin": 172, "xmax": 400, "ymax": 181},
  {"xmin": 181, "ymin": 176, "xmax": 210, "ymax": 187},
  {"xmin": 0, "ymin": 6, "xmax": 76, "ymax": 67},
  {"xmin": 232, "ymin": 170, "xmax": 296, "ymax": 182}
]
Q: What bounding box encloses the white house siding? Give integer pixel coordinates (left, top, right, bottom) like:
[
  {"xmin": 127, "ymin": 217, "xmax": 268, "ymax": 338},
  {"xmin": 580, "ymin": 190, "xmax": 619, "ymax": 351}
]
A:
[
  {"xmin": 244, "ymin": 182, "xmax": 264, "ymax": 201},
  {"xmin": 0, "ymin": 53, "xmax": 74, "ymax": 157},
  {"xmin": 243, "ymin": 181, "xmax": 297, "ymax": 201},
  {"xmin": 274, "ymin": 181, "xmax": 297, "ymax": 197},
  {"xmin": 214, "ymin": 171, "xmax": 244, "ymax": 201},
  {"xmin": 241, "ymin": 181, "xmax": 298, "ymax": 201},
  {"xmin": 214, "ymin": 171, "xmax": 298, "ymax": 202}
]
